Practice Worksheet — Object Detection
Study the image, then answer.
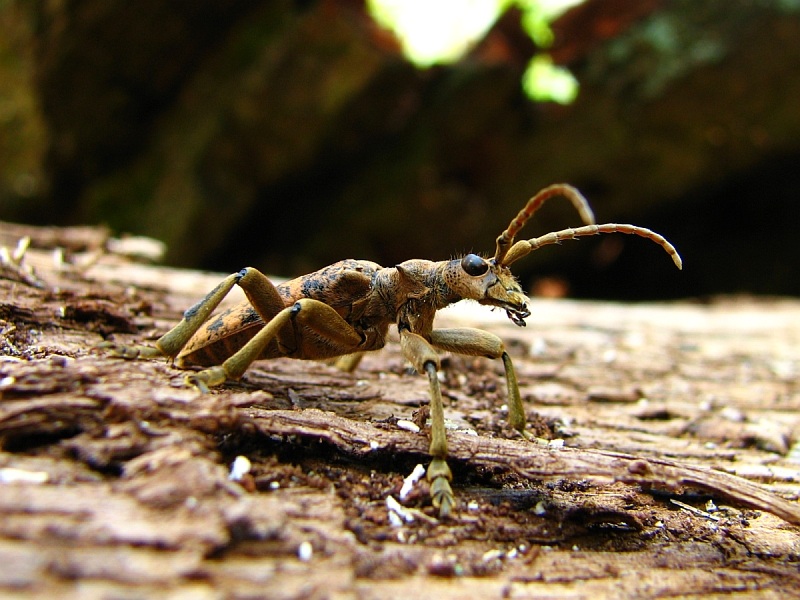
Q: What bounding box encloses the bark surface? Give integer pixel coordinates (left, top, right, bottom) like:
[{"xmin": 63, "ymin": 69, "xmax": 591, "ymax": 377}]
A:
[{"xmin": 1, "ymin": 222, "xmax": 799, "ymax": 598}]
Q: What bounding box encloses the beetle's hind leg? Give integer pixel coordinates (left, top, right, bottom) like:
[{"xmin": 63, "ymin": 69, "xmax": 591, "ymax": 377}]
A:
[
  {"xmin": 98, "ymin": 270, "xmax": 246, "ymax": 360},
  {"xmin": 188, "ymin": 297, "xmax": 365, "ymax": 392},
  {"xmin": 99, "ymin": 267, "xmax": 285, "ymax": 362}
]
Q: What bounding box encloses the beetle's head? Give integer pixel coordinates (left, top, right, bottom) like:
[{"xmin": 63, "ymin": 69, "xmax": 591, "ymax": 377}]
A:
[
  {"xmin": 440, "ymin": 186, "xmax": 596, "ymax": 327},
  {"xmin": 444, "ymin": 254, "xmax": 530, "ymax": 326}
]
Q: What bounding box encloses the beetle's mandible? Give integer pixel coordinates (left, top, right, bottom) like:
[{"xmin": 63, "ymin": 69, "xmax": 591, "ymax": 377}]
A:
[{"xmin": 101, "ymin": 184, "xmax": 682, "ymax": 517}]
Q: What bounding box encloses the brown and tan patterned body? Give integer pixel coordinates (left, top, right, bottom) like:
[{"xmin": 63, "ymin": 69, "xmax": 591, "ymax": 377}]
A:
[
  {"xmin": 177, "ymin": 259, "xmax": 392, "ymax": 366},
  {"xmin": 102, "ymin": 184, "xmax": 682, "ymax": 518},
  {"xmin": 176, "ymin": 256, "xmax": 505, "ymax": 367}
]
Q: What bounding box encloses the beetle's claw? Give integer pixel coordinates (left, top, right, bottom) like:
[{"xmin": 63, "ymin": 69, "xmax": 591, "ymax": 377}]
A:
[
  {"xmin": 430, "ymin": 477, "xmax": 456, "ymax": 519},
  {"xmin": 187, "ymin": 374, "xmax": 211, "ymax": 394},
  {"xmin": 427, "ymin": 458, "xmax": 455, "ymax": 518},
  {"xmin": 186, "ymin": 366, "xmax": 227, "ymax": 393}
]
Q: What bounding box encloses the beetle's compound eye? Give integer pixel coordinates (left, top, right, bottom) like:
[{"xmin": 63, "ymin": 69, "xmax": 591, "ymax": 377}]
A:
[{"xmin": 461, "ymin": 253, "xmax": 489, "ymax": 276}]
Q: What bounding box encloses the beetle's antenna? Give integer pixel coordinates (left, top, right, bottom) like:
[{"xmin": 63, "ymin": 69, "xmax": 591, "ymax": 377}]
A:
[
  {"xmin": 502, "ymin": 223, "xmax": 683, "ymax": 269},
  {"xmin": 494, "ymin": 184, "xmax": 595, "ymax": 266}
]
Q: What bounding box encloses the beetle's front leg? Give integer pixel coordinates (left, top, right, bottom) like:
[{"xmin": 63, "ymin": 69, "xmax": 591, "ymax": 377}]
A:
[
  {"xmin": 399, "ymin": 329, "xmax": 455, "ymax": 518},
  {"xmin": 428, "ymin": 328, "xmax": 529, "ymax": 439}
]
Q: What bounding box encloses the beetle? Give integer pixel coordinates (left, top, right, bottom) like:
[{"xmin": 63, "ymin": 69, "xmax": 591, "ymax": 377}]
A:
[{"xmin": 102, "ymin": 184, "xmax": 682, "ymax": 517}]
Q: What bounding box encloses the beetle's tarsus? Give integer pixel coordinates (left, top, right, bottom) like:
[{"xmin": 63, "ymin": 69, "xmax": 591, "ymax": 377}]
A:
[
  {"xmin": 187, "ymin": 375, "xmax": 211, "ymax": 394},
  {"xmin": 427, "ymin": 457, "xmax": 455, "ymax": 518},
  {"xmin": 96, "ymin": 341, "xmax": 162, "ymax": 360},
  {"xmin": 186, "ymin": 366, "xmax": 227, "ymax": 392}
]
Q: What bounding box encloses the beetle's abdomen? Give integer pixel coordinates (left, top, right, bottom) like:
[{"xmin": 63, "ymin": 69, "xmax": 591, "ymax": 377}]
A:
[
  {"xmin": 177, "ymin": 260, "xmax": 385, "ymax": 367},
  {"xmin": 176, "ymin": 303, "xmax": 270, "ymax": 367}
]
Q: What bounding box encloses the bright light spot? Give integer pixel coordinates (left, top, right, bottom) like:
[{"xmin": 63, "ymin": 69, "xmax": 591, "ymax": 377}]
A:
[
  {"xmin": 522, "ymin": 54, "xmax": 579, "ymax": 104},
  {"xmin": 367, "ymin": 0, "xmax": 586, "ymax": 101},
  {"xmin": 367, "ymin": 0, "xmax": 503, "ymax": 66}
]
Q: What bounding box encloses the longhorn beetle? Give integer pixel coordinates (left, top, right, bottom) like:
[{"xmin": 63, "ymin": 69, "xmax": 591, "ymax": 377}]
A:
[{"xmin": 102, "ymin": 184, "xmax": 682, "ymax": 517}]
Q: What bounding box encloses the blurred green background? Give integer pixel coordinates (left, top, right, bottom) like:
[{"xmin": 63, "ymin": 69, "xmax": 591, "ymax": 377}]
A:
[{"xmin": 2, "ymin": 0, "xmax": 799, "ymax": 300}]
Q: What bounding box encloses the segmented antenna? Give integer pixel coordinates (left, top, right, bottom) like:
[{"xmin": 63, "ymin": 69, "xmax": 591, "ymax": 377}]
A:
[
  {"xmin": 502, "ymin": 223, "xmax": 683, "ymax": 269},
  {"xmin": 494, "ymin": 184, "xmax": 595, "ymax": 266}
]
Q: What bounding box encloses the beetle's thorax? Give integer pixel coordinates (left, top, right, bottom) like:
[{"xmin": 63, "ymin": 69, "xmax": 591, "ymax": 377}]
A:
[
  {"xmin": 382, "ymin": 255, "xmax": 531, "ymax": 333},
  {"xmin": 374, "ymin": 260, "xmax": 451, "ymax": 334}
]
